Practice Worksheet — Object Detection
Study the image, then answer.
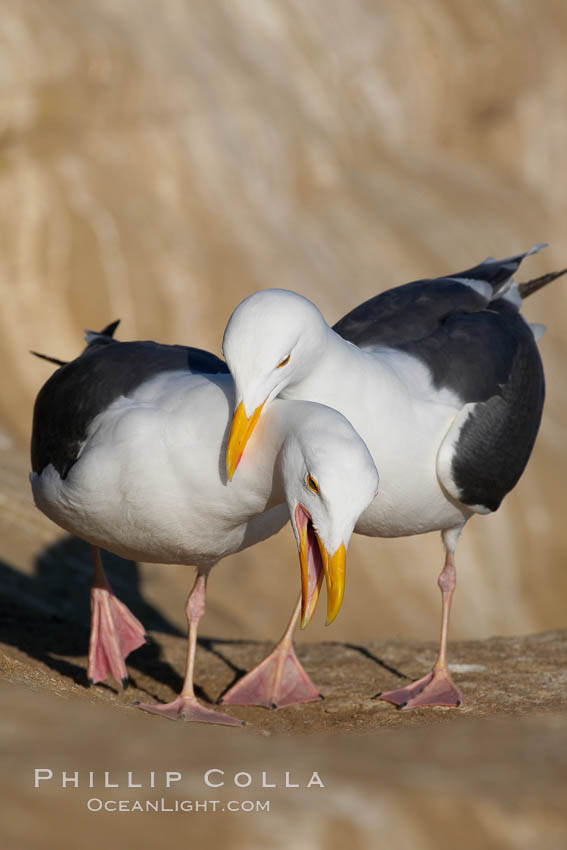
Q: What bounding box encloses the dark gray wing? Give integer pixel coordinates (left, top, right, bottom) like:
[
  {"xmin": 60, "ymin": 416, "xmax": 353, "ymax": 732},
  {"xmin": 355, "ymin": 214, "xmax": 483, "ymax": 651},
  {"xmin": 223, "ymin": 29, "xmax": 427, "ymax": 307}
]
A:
[
  {"xmin": 31, "ymin": 327, "xmax": 228, "ymax": 478},
  {"xmin": 333, "ymin": 251, "xmax": 546, "ymax": 511},
  {"xmin": 332, "ymin": 248, "xmax": 542, "ymax": 402},
  {"xmin": 333, "ymin": 277, "xmax": 486, "ymax": 352},
  {"xmin": 439, "ymin": 302, "xmax": 545, "ymax": 511},
  {"xmin": 332, "ymin": 247, "xmax": 542, "ymax": 349}
]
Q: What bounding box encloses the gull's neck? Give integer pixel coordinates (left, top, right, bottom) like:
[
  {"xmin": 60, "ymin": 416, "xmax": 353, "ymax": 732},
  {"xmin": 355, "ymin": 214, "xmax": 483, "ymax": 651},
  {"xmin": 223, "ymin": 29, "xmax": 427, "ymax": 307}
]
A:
[
  {"xmin": 236, "ymin": 398, "xmax": 306, "ymax": 509},
  {"xmin": 282, "ymin": 323, "xmax": 388, "ymax": 407}
]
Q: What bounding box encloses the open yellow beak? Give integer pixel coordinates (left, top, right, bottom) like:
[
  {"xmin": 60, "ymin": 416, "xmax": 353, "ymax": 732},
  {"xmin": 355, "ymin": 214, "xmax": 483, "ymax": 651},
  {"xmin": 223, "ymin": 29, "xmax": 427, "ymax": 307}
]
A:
[
  {"xmin": 298, "ymin": 524, "xmax": 346, "ymax": 629},
  {"xmin": 318, "ymin": 541, "xmax": 346, "ymax": 626},
  {"xmin": 298, "ymin": 522, "xmax": 324, "ymax": 629},
  {"xmin": 226, "ymin": 401, "xmax": 265, "ymax": 481}
]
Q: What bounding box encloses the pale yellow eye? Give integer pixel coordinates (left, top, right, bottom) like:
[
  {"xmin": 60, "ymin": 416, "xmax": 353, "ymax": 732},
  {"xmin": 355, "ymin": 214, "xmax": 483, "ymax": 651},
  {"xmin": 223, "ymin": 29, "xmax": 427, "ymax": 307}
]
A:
[
  {"xmin": 306, "ymin": 474, "xmax": 319, "ymax": 494},
  {"xmin": 277, "ymin": 354, "xmax": 290, "ymax": 368}
]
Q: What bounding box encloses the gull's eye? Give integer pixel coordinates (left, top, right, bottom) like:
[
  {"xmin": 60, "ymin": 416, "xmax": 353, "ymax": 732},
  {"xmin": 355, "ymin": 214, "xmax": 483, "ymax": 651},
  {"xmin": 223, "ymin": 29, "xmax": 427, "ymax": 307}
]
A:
[
  {"xmin": 306, "ymin": 474, "xmax": 319, "ymax": 494},
  {"xmin": 277, "ymin": 354, "xmax": 290, "ymax": 369}
]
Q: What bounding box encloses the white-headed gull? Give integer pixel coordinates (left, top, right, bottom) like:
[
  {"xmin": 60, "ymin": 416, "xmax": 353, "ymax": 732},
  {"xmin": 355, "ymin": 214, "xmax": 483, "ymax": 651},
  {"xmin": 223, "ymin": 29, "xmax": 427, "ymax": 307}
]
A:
[
  {"xmin": 30, "ymin": 323, "xmax": 378, "ymax": 724},
  {"xmin": 222, "ymin": 245, "xmax": 565, "ymax": 710}
]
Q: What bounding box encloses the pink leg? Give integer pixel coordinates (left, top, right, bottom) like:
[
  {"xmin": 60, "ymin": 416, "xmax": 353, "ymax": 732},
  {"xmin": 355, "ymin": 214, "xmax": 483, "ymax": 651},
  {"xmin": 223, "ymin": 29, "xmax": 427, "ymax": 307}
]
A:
[
  {"xmin": 137, "ymin": 574, "xmax": 244, "ymax": 726},
  {"xmin": 220, "ymin": 594, "xmax": 322, "ymax": 709},
  {"xmin": 88, "ymin": 546, "xmax": 147, "ymax": 687},
  {"xmin": 378, "ymin": 548, "xmax": 463, "ymax": 710}
]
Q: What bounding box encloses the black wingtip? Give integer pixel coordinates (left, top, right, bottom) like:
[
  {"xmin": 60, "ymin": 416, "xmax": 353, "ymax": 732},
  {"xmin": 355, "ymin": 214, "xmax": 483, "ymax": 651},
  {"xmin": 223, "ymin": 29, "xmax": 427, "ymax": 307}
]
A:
[
  {"xmin": 519, "ymin": 268, "xmax": 567, "ymax": 299},
  {"xmin": 30, "ymin": 350, "xmax": 67, "ymax": 367},
  {"xmin": 84, "ymin": 320, "xmax": 121, "ymax": 347},
  {"xmin": 100, "ymin": 319, "xmax": 121, "ymax": 338}
]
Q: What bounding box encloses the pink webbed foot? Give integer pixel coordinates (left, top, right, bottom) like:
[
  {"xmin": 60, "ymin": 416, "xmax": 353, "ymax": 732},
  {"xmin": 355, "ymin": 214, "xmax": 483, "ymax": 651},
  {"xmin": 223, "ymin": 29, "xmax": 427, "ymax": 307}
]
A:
[
  {"xmin": 88, "ymin": 587, "xmax": 147, "ymax": 686},
  {"xmin": 378, "ymin": 667, "xmax": 463, "ymax": 710},
  {"xmin": 136, "ymin": 695, "xmax": 244, "ymax": 726},
  {"xmin": 220, "ymin": 643, "xmax": 322, "ymax": 709}
]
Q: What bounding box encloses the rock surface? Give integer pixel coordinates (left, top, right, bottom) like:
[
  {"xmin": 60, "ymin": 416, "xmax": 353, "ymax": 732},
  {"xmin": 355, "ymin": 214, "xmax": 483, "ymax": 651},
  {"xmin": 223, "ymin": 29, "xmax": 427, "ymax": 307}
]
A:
[
  {"xmin": 1, "ymin": 625, "xmax": 567, "ymax": 850},
  {"xmin": 2, "ymin": 603, "xmax": 567, "ymax": 732}
]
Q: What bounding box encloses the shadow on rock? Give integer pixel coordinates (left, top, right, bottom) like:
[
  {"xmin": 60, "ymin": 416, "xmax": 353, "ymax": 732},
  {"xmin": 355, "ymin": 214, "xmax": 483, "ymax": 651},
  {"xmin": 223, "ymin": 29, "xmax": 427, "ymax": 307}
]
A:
[{"xmin": 0, "ymin": 536, "xmax": 184, "ymax": 690}]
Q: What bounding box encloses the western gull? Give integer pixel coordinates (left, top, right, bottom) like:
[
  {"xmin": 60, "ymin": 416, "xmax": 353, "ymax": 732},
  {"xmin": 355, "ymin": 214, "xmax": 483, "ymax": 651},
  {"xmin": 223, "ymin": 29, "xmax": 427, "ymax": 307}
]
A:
[
  {"xmin": 30, "ymin": 324, "xmax": 378, "ymax": 725},
  {"xmin": 222, "ymin": 245, "xmax": 565, "ymax": 710}
]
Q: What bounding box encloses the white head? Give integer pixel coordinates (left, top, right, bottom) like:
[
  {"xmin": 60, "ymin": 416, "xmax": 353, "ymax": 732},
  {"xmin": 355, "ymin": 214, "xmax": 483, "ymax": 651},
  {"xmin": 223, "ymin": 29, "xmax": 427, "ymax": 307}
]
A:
[
  {"xmin": 223, "ymin": 289, "xmax": 329, "ymax": 478},
  {"xmin": 278, "ymin": 401, "xmax": 379, "ymax": 627}
]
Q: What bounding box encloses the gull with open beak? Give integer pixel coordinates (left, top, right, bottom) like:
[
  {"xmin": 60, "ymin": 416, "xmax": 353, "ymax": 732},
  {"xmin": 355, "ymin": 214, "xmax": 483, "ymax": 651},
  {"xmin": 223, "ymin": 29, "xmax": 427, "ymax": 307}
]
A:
[
  {"xmin": 223, "ymin": 246, "xmax": 563, "ymax": 710},
  {"xmin": 30, "ymin": 322, "xmax": 378, "ymax": 724}
]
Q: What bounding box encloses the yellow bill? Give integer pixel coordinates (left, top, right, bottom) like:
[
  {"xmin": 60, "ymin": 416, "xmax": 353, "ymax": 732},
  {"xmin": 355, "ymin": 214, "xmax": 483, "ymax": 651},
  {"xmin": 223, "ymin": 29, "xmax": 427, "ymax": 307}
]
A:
[
  {"xmin": 316, "ymin": 540, "xmax": 346, "ymax": 626},
  {"xmin": 296, "ymin": 504, "xmax": 346, "ymax": 629},
  {"xmin": 226, "ymin": 400, "xmax": 265, "ymax": 481}
]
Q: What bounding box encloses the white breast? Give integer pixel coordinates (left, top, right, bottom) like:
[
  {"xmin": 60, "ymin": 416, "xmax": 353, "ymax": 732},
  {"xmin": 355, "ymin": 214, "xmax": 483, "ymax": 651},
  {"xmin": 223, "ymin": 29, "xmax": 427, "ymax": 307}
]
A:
[
  {"xmin": 31, "ymin": 372, "xmax": 285, "ymax": 566},
  {"xmin": 285, "ymin": 345, "xmax": 470, "ymax": 537}
]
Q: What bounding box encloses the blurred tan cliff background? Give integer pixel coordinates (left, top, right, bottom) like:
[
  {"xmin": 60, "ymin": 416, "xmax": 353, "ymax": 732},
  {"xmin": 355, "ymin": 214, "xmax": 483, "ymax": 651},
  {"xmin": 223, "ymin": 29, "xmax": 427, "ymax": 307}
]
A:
[{"xmin": 1, "ymin": 0, "xmax": 566, "ymax": 649}]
